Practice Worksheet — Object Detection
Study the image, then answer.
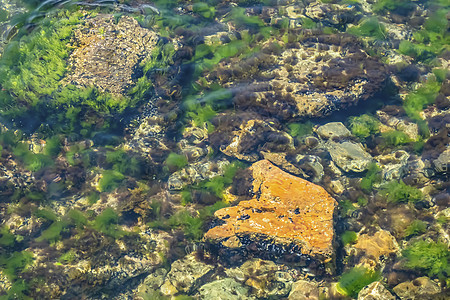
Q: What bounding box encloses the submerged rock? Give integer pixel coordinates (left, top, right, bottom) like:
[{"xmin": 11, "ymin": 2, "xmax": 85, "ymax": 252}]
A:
[
  {"xmin": 65, "ymin": 15, "xmax": 159, "ymax": 95},
  {"xmin": 208, "ymin": 32, "xmax": 387, "ymax": 119},
  {"xmin": 204, "ymin": 160, "xmax": 337, "ymax": 273},
  {"xmin": 327, "ymin": 141, "xmax": 373, "ymax": 173},
  {"xmin": 357, "ymin": 281, "xmax": 395, "ymax": 300},
  {"xmin": 288, "ymin": 280, "xmax": 321, "ymax": 300},
  {"xmin": 393, "ymin": 277, "xmax": 441, "ymax": 300},
  {"xmin": 198, "ymin": 278, "xmax": 253, "ymax": 300},
  {"xmin": 316, "ymin": 122, "xmax": 352, "ymax": 140},
  {"xmin": 353, "ymin": 230, "xmax": 399, "ymax": 265}
]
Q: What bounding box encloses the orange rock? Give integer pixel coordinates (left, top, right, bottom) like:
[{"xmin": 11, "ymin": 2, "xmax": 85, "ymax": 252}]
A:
[{"xmin": 205, "ymin": 160, "xmax": 337, "ymax": 264}]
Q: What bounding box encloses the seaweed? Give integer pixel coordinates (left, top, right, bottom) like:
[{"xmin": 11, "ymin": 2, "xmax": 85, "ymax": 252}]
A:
[
  {"xmin": 360, "ymin": 163, "xmax": 382, "ymax": 192},
  {"xmin": 288, "ymin": 121, "xmax": 314, "ymax": 138},
  {"xmin": 402, "ymin": 240, "xmax": 450, "ymax": 277},
  {"xmin": 13, "ymin": 142, "xmax": 53, "ymax": 172},
  {"xmin": 404, "ymin": 220, "xmax": 427, "ymax": 238},
  {"xmin": 57, "ymin": 250, "xmax": 76, "ymax": 264},
  {"xmin": 164, "ymin": 153, "xmax": 188, "ymax": 170},
  {"xmin": 381, "ymin": 130, "xmax": 411, "ymax": 146},
  {"xmin": 347, "ymin": 17, "xmax": 386, "ymax": 40},
  {"xmin": 0, "ymin": 250, "xmax": 33, "ymax": 281},
  {"xmin": 403, "ymin": 79, "xmax": 441, "ymax": 120},
  {"xmin": 36, "ymin": 221, "xmax": 67, "ymax": 243},
  {"xmin": 379, "ymin": 180, "xmax": 422, "ymax": 203},
  {"xmin": 348, "ymin": 114, "xmax": 380, "ymax": 139},
  {"xmin": 336, "ymin": 266, "xmax": 380, "ymax": 297},
  {"xmin": 43, "ymin": 136, "xmax": 61, "ymax": 157},
  {"xmin": 105, "ymin": 149, "xmax": 142, "ymax": 177},
  {"xmin": 98, "ymin": 170, "xmax": 125, "ymax": 193},
  {"xmin": 0, "ymin": 226, "xmax": 15, "ymax": 247},
  {"xmin": 197, "ymin": 161, "xmax": 245, "ymax": 198},
  {"xmin": 93, "ymin": 208, "xmax": 125, "ymax": 238},
  {"xmin": 341, "ymin": 231, "xmax": 358, "ymax": 246}
]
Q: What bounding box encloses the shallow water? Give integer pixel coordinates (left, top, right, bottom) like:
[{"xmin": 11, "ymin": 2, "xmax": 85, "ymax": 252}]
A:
[{"xmin": 0, "ymin": 0, "xmax": 449, "ymax": 299}]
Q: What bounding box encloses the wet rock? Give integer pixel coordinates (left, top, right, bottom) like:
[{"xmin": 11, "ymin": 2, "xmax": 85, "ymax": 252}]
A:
[
  {"xmin": 226, "ymin": 259, "xmax": 293, "ymax": 298},
  {"xmin": 316, "ymin": 122, "xmax": 352, "ymax": 140},
  {"xmin": 357, "ymin": 281, "xmax": 395, "ymax": 300},
  {"xmin": 135, "ymin": 268, "xmax": 168, "ymax": 300},
  {"xmin": 160, "ymin": 253, "xmax": 215, "ymax": 296},
  {"xmin": 434, "ymin": 148, "xmax": 450, "ymax": 174},
  {"xmin": 376, "ymin": 150, "xmax": 410, "ymax": 181},
  {"xmin": 353, "ymin": 230, "xmax": 399, "ymax": 265},
  {"xmin": 288, "ymin": 280, "xmax": 320, "ymax": 300},
  {"xmin": 377, "ymin": 111, "xmax": 420, "ymax": 141},
  {"xmin": 378, "ymin": 205, "xmax": 417, "ymax": 239},
  {"xmin": 261, "ymin": 151, "xmax": 305, "ymax": 176},
  {"xmin": 198, "ymin": 278, "xmax": 253, "ymax": 300},
  {"xmin": 327, "ymin": 141, "xmax": 373, "ymax": 172},
  {"xmin": 393, "ymin": 277, "xmax": 441, "ymax": 299},
  {"xmin": 209, "ymin": 32, "xmax": 387, "ymax": 119},
  {"xmin": 219, "ymin": 119, "xmax": 295, "ymax": 162},
  {"xmin": 168, "ymin": 158, "xmax": 230, "ymax": 190},
  {"xmin": 205, "ymin": 160, "xmax": 337, "ymax": 273},
  {"xmin": 294, "ymin": 155, "xmax": 324, "ymax": 182},
  {"xmin": 65, "ymin": 15, "xmax": 159, "ymax": 95}
]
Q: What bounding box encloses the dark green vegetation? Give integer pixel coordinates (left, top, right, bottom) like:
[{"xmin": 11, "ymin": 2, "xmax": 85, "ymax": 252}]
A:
[
  {"xmin": 404, "ymin": 220, "xmax": 427, "ymax": 238},
  {"xmin": 381, "ymin": 130, "xmax": 411, "ymax": 146},
  {"xmin": 402, "ymin": 240, "xmax": 450, "ymax": 277},
  {"xmin": 288, "ymin": 121, "xmax": 314, "ymax": 138},
  {"xmin": 337, "ymin": 266, "xmax": 380, "ymax": 297},
  {"xmin": 379, "ymin": 180, "xmax": 422, "ymax": 203},
  {"xmin": 341, "ymin": 231, "xmax": 358, "ymax": 246},
  {"xmin": 347, "ymin": 17, "xmax": 386, "ymax": 40}
]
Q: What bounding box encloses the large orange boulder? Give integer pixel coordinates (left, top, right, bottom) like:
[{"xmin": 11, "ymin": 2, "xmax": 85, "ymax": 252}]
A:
[{"xmin": 205, "ymin": 160, "xmax": 337, "ymax": 272}]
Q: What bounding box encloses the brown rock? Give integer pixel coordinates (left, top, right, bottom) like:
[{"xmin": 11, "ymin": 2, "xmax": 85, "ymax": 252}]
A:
[
  {"xmin": 204, "ymin": 160, "xmax": 337, "ymax": 269},
  {"xmin": 354, "ymin": 230, "xmax": 399, "ymax": 264}
]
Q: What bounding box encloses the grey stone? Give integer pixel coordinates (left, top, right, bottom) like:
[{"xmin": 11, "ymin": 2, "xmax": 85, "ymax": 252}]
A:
[
  {"xmin": 161, "ymin": 254, "xmax": 215, "ymax": 295},
  {"xmin": 198, "ymin": 278, "xmax": 253, "ymax": 300},
  {"xmin": 288, "ymin": 280, "xmax": 320, "ymax": 300},
  {"xmin": 358, "ymin": 281, "xmax": 395, "ymax": 300},
  {"xmin": 327, "ymin": 141, "xmax": 373, "ymax": 172},
  {"xmin": 316, "ymin": 122, "xmax": 352, "ymax": 139},
  {"xmin": 393, "ymin": 277, "xmax": 441, "ymax": 299}
]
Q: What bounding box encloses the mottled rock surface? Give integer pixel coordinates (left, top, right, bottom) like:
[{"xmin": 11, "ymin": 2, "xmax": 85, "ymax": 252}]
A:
[
  {"xmin": 198, "ymin": 278, "xmax": 253, "ymax": 300},
  {"xmin": 288, "ymin": 280, "xmax": 321, "ymax": 300},
  {"xmin": 316, "ymin": 122, "xmax": 352, "ymax": 139},
  {"xmin": 208, "ymin": 32, "xmax": 387, "ymax": 119},
  {"xmin": 354, "ymin": 230, "xmax": 399, "ymax": 264},
  {"xmin": 357, "ymin": 281, "xmax": 395, "ymax": 300},
  {"xmin": 393, "ymin": 277, "xmax": 441, "ymax": 300},
  {"xmin": 205, "ymin": 160, "xmax": 337, "ymax": 269},
  {"xmin": 327, "ymin": 141, "xmax": 373, "ymax": 172},
  {"xmin": 66, "ymin": 15, "xmax": 159, "ymax": 95}
]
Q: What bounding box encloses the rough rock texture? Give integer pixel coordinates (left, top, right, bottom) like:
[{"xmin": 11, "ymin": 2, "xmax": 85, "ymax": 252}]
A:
[
  {"xmin": 66, "ymin": 15, "xmax": 158, "ymax": 95},
  {"xmin": 219, "ymin": 119, "xmax": 295, "ymax": 162},
  {"xmin": 225, "ymin": 259, "xmax": 294, "ymax": 298},
  {"xmin": 288, "ymin": 280, "xmax": 321, "ymax": 300},
  {"xmin": 327, "ymin": 141, "xmax": 373, "ymax": 172},
  {"xmin": 160, "ymin": 254, "xmax": 215, "ymax": 296},
  {"xmin": 198, "ymin": 278, "xmax": 253, "ymax": 300},
  {"xmin": 353, "ymin": 230, "xmax": 399, "ymax": 264},
  {"xmin": 208, "ymin": 32, "xmax": 387, "ymax": 119},
  {"xmin": 205, "ymin": 160, "xmax": 337, "ymax": 271},
  {"xmin": 357, "ymin": 281, "xmax": 396, "ymax": 300},
  {"xmin": 316, "ymin": 122, "xmax": 352, "ymax": 139},
  {"xmin": 393, "ymin": 277, "xmax": 441, "ymax": 300}
]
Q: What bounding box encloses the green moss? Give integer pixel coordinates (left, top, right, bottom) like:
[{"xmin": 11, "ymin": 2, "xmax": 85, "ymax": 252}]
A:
[
  {"xmin": 106, "ymin": 149, "xmax": 141, "ymax": 177},
  {"xmin": 381, "ymin": 130, "xmax": 411, "ymax": 146},
  {"xmin": 93, "ymin": 208, "xmax": 125, "ymax": 238},
  {"xmin": 58, "ymin": 250, "xmax": 76, "ymax": 264},
  {"xmin": 341, "ymin": 231, "xmax": 358, "ymax": 246},
  {"xmin": 193, "ymin": 3, "xmax": 216, "ymax": 19},
  {"xmin": 348, "ymin": 114, "xmax": 380, "ymax": 139},
  {"xmin": 404, "ymin": 220, "xmax": 427, "ymax": 238},
  {"xmin": 402, "ymin": 240, "xmax": 450, "ymax": 277},
  {"xmin": 0, "ymin": 250, "xmax": 33, "ymax": 281},
  {"xmin": 347, "ymin": 17, "xmax": 386, "ymax": 40},
  {"xmin": 288, "ymin": 121, "xmax": 314, "ymax": 138},
  {"xmin": 379, "ymin": 180, "xmax": 422, "ymax": 203},
  {"xmin": 165, "ymin": 153, "xmax": 188, "ymax": 170},
  {"xmin": 66, "ymin": 209, "xmax": 88, "ymax": 228},
  {"xmin": 0, "ymin": 226, "xmax": 15, "ymax": 247},
  {"xmin": 339, "ymin": 199, "xmax": 356, "ymax": 217},
  {"xmin": 404, "ymin": 79, "xmax": 441, "ymax": 120},
  {"xmin": 0, "ymin": 279, "xmax": 32, "ymax": 300},
  {"xmin": 13, "ymin": 143, "xmax": 53, "ymax": 172},
  {"xmin": 34, "ymin": 209, "xmax": 58, "ymax": 222},
  {"xmin": 336, "ymin": 266, "xmax": 380, "ymax": 297},
  {"xmin": 197, "ymin": 161, "xmax": 245, "ymax": 198},
  {"xmin": 43, "ymin": 136, "xmax": 61, "ymax": 157},
  {"xmin": 98, "ymin": 170, "xmax": 125, "ymax": 193},
  {"xmin": 36, "ymin": 221, "xmax": 67, "ymax": 243},
  {"xmin": 372, "ymin": 0, "xmax": 415, "ymax": 14},
  {"xmin": 360, "ymin": 163, "xmax": 382, "ymax": 192}
]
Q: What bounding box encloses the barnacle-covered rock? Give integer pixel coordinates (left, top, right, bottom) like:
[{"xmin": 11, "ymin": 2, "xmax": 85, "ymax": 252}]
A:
[
  {"xmin": 204, "ymin": 160, "xmax": 337, "ymax": 273},
  {"xmin": 207, "ymin": 32, "xmax": 387, "ymax": 119},
  {"xmin": 65, "ymin": 15, "xmax": 159, "ymax": 95}
]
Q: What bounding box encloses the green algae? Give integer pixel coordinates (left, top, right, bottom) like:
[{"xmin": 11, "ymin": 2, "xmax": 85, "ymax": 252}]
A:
[
  {"xmin": 381, "ymin": 130, "xmax": 411, "ymax": 146},
  {"xmin": 402, "ymin": 240, "xmax": 450, "ymax": 277},
  {"xmin": 0, "ymin": 226, "xmax": 15, "ymax": 247},
  {"xmin": 348, "ymin": 114, "xmax": 380, "ymax": 139},
  {"xmin": 288, "ymin": 121, "xmax": 314, "ymax": 138},
  {"xmin": 165, "ymin": 152, "xmax": 188, "ymax": 170},
  {"xmin": 379, "ymin": 180, "xmax": 422, "ymax": 204},
  {"xmin": 341, "ymin": 231, "xmax": 358, "ymax": 246},
  {"xmin": 360, "ymin": 163, "xmax": 382, "ymax": 192},
  {"xmin": 347, "ymin": 17, "xmax": 386, "ymax": 40},
  {"xmin": 404, "ymin": 220, "xmax": 427, "ymax": 238},
  {"xmin": 93, "ymin": 208, "xmax": 125, "ymax": 238},
  {"xmin": 98, "ymin": 170, "xmax": 125, "ymax": 193},
  {"xmin": 337, "ymin": 266, "xmax": 380, "ymax": 297}
]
